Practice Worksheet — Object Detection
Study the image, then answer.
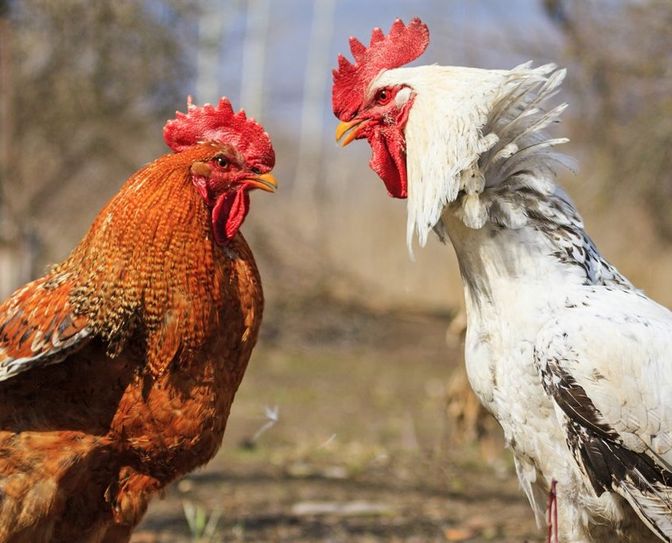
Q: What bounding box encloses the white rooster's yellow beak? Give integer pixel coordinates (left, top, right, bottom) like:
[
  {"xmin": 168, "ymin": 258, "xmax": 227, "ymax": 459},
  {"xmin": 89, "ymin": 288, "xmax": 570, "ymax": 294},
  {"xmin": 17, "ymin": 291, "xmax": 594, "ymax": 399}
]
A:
[{"xmin": 335, "ymin": 119, "xmax": 365, "ymax": 147}]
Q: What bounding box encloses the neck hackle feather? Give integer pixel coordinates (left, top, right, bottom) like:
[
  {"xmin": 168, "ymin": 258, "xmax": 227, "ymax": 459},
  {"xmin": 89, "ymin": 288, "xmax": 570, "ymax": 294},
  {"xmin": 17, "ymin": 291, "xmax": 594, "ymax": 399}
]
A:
[{"xmin": 54, "ymin": 146, "xmax": 225, "ymax": 374}]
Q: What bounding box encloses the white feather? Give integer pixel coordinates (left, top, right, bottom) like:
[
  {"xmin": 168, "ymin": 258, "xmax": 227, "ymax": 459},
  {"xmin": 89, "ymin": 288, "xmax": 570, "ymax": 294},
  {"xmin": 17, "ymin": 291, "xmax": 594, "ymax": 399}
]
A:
[
  {"xmin": 368, "ymin": 59, "xmax": 672, "ymax": 542},
  {"xmin": 371, "ymin": 63, "xmax": 570, "ymax": 253}
]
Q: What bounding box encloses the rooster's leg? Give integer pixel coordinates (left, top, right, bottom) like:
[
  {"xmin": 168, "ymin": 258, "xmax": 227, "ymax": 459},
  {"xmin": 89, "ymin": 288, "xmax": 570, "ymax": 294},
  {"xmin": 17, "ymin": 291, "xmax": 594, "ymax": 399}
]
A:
[{"xmin": 546, "ymin": 478, "xmax": 559, "ymax": 543}]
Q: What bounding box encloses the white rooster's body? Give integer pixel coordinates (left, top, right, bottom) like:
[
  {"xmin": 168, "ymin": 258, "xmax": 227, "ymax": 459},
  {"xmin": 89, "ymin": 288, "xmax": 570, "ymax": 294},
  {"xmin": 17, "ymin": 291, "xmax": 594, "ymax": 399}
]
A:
[
  {"xmin": 444, "ymin": 198, "xmax": 669, "ymax": 543},
  {"xmin": 332, "ymin": 20, "xmax": 672, "ymax": 540},
  {"xmin": 395, "ymin": 63, "xmax": 672, "ymax": 542}
]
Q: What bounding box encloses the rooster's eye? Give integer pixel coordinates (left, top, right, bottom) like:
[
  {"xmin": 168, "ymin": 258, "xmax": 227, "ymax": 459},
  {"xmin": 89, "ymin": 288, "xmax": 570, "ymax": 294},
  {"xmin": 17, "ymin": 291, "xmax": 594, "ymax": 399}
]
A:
[
  {"xmin": 376, "ymin": 88, "xmax": 392, "ymax": 105},
  {"xmin": 250, "ymin": 167, "xmax": 262, "ymax": 175},
  {"xmin": 214, "ymin": 155, "xmax": 229, "ymax": 168}
]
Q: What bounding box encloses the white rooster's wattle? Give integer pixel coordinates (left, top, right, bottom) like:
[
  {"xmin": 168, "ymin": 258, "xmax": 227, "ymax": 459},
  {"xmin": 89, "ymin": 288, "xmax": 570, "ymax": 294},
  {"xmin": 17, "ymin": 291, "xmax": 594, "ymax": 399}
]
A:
[{"xmin": 333, "ymin": 18, "xmax": 672, "ymax": 543}]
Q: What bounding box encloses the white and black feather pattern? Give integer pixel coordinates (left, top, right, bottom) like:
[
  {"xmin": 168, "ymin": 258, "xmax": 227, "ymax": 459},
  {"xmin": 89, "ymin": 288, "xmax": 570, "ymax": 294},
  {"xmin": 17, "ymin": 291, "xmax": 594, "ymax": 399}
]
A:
[{"xmin": 535, "ymin": 294, "xmax": 672, "ymax": 542}]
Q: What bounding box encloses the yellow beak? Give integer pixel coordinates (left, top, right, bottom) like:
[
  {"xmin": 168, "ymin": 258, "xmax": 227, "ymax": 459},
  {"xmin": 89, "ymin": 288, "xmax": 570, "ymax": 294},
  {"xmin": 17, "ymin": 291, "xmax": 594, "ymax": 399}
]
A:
[
  {"xmin": 335, "ymin": 119, "xmax": 364, "ymax": 147},
  {"xmin": 243, "ymin": 172, "xmax": 278, "ymax": 193}
]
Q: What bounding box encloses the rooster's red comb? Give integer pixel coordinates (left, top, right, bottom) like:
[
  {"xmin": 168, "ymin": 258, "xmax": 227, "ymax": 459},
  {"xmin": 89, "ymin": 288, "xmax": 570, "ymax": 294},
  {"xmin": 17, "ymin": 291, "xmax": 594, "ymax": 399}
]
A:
[
  {"xmin": 163, "ymin": 97, "xmax": 275, "ymax": 167},
  {"xmin": 332, "ymin": 18, "xmax": 429, "ymax": 121}
]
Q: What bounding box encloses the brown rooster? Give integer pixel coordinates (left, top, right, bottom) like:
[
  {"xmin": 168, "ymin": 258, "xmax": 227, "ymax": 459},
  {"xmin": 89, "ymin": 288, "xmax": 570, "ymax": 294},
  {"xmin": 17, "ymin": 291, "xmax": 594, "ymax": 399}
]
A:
[{"xmin": 0, "ymin": 98, "xmax": 277, "ymax": 542}]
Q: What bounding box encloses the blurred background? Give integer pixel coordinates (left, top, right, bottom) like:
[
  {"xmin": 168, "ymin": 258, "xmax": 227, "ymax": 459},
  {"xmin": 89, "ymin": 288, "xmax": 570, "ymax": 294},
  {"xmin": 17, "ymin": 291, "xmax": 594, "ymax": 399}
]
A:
[{"xmin": 1, "ymin": 1, "xmax": 671, "ymax": 541}]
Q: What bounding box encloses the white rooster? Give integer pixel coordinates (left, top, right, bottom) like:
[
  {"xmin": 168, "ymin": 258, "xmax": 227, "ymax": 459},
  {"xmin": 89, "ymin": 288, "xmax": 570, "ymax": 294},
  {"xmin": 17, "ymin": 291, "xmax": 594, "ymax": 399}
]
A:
[{"xmin": 333, "ymin": 17, "xmax": 672, "ymax": 543}]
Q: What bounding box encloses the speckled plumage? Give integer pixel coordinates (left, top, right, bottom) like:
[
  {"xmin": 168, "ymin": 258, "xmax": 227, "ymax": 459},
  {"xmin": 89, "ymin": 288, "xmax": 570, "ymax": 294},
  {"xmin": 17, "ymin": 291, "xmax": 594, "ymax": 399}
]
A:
[{"xmin": 0, "ymin": 107, "xmax": 270, "ymax": 542}]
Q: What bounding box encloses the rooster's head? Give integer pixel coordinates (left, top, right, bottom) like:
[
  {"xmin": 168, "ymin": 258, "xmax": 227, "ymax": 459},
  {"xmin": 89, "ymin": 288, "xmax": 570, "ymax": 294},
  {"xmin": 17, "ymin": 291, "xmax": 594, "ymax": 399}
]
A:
[
  {"xmin": 332, "ymin": 18, "xmax": 429, "ymax": 199},
  {"xmin": 163, "ymin": 98, "xmax": 277, "ymax": 244},
  {"xmin": 333, "ymin": 19, "xmax": 565, "ymax": 251}
]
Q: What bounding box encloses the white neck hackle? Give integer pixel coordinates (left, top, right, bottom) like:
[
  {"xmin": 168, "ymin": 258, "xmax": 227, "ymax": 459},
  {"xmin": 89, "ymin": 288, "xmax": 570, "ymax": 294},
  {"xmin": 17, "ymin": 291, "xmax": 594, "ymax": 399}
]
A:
[{"xmin": 372, "ymin": 62, "xmax": 571, "ymax": 254}]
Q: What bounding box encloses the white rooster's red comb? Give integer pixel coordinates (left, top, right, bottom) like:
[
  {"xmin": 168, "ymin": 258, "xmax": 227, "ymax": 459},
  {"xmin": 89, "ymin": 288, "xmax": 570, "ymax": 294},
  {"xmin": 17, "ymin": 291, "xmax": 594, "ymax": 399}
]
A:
[
  {"xmin": 163, "ymin": 97, "xmax": 275, "ymax": 168},
  {"xmin": 332, "ymin": 18, "xmax": 430, "ymax": 121}
]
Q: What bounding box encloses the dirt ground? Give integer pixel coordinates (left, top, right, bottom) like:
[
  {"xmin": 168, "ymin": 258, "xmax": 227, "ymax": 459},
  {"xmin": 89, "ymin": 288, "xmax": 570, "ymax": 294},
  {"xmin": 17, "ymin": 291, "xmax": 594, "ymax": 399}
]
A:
[{"xmin": 133, "ymin": 301, "xmax": 540, "ymax": 542}]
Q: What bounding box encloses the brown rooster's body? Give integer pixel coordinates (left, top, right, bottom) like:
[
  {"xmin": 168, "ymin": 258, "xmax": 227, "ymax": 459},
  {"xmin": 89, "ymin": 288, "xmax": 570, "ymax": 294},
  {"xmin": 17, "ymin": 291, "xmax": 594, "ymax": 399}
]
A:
[{"xmin": 0, "ymin": 101, "xmax": 276, "ymax": 542}]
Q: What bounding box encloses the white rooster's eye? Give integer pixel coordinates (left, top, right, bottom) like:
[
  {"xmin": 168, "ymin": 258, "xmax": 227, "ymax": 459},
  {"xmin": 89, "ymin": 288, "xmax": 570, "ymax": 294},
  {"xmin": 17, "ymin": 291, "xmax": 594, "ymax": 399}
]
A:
[{"xmin": 375, "ymin": 88, "xmax": 393, "ymax": 105}]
